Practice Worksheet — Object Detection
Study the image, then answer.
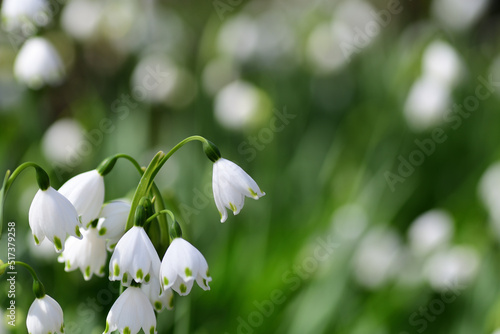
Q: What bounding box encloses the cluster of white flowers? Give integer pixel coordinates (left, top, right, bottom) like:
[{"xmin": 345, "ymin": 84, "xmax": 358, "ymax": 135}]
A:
[{"xmin": 23, "ymin": 151, "xmax": 264, "ymax": 333}]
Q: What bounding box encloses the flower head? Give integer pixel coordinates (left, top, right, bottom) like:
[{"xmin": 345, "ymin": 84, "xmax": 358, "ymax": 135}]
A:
[
  {"xmin": 58, "ymin": 226, "xmax": 107, "ymax": 280},
  {"xmin": 59, "ymin": 169, "xmax": 105, "ymax": 226},
  {"xmin": 159, "ymin": 238, "xmax": 212, "ymax": 296},
  {"xmin": 14, "ymin": 37, "xmax": 65, "ymax": 90},
  {"xmin": 109, "ymin": 226, "xmax": 160, "ymax": 286},
  {"xmin": 103, "ymin": 286, "xmax": 156, "ymax": 334},
  {"xmin": 97, "ymin": 200, "xmax": 131, "ymax": 251},
  {"xmin": 1, "ymin": 0, "xmax": 51, "ymax": 32},
  {"xmin": 141, "ymin": 272, "xmax": 174, "ymax": 312},
  {"xmin": 212, "ymin": 158, "xmax": 265, "ymax": 222},
  {"xmin": 27, "ymin": 294, "xmax": 65, "ymax": 334},
  {"xmin": 29, "ymin": 186, "xmax": 82, "ymax": 252}
]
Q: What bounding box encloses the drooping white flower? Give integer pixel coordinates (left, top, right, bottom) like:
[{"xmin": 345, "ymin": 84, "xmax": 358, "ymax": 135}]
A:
[
  {"xmin": 59, "ymin": 170, "xmax": 105, "ymax": 226},
  {"xmin": 141, "ymin": 271, "xmax": 174, "ymax": 312},
  {"xmin": 103, "ymin": 286, "xmax": 156, "ymax": 334},
  {"xmin": 29, "ymin": 186, "xmax": 82, "ymax": 252},
  {"xmin": 212, "ymin": 158, "xmax": 265, "ymax": 222},
  {"xmin": 26, "ymin": 294, "xmax": 65, "ymax": 334},
  {"xmin": 1, "ymin": 0, "xmax": 51, "ymax": 32},
  {"xmin": 159, "ymin": 238, "xmax": 212, "ymax": 296},
  {"xmin": 408, "ymin": 209, "xmax": 454, "ymax": 257},
  {"xmin": 14, "ymin": 37, "xmax": 65, "ymax": 90},
  {"xmin": 97, "ymin": 200, "xmax": 131, "ymax": 251},
  {"xmin": 109, "ymin": 226, "xmax": 160, "ymax": 286},
  {"xmin": 58, "ymin": 226, "xmax": 107, "ymax": 280}
]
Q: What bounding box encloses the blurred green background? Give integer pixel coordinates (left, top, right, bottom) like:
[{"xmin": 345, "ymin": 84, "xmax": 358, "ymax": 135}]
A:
[{"xmin": 2, "ymin": 0, "xmax": 500, "ymax": 333}]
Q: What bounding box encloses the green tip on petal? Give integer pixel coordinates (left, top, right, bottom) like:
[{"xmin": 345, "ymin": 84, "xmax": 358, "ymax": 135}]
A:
[
  {"xmin": 206, "ymin": 269, "xmax": 210, "ymax": 277},
  {"xmin": 113, "ymin": 263, "xmax": 120, "ymax": 276},
  {"xmin": 249, "ymin": 188, "xmax": 258, "ymax": 198},
  {"xmin": 163, "ymin": 277, "xmax": 169, "ymax": 286},
  {"xmin": 98, "ymin": 228, "xmax": 106, "ymax": 236},
  {"xmin": 85, "ymin": 266, "xmax": 91, "ymax": 278},
  {"xmin": 54, "ymin": 236, "xmax": 62, "ymax": 251},
  {"xmin": 75, "ymin": 226, "xmax": 81, "ymax": 237},
  {"xmin": 104, "ymin": 322, "xmax": 109, "ymax": 333},
  {"xmin": 33, "ymin": 235, "xmax": 40, "ymax": 245},
  {"xmin": 203, "ymin": 278, "xmax": 207, "ymax": 287},
  {"xmin": 145, "ymin": 273, "xmax": 150, "ymax": 283},
  {"xmin": 65, "ymin": 260, "xmax": 71, "ymax": 270},
  {"xmin": 185, "ymin": 267, "xmax": 192, "ymax": 277},
  {"xmin": 180, "ymin": 284, "xmax": 187, "ymax": 294},
  {"xmin": 229, "ymin": 203, "xmax": 237, "ymax": 213},
  {"xmin": 99, "ymin": 266, "xmax": 105, "ymax": 274},
  {"xmin": 154, "ymin": 301, "xmax": 162, "ymax": 311},
  {"xmin": 150, "ymin": 326, "xmax": 156, "ymax": 334},
  {"xmin": 124, "ymin": 327, "xmax": 131, "ymax": 334},
  {"xmin": 122, "ymin": 273, "xmax": 128, "ymax": 284},
  {"xmin": 136, "ymin": 269, "xmax": 143, "ymax": 280},
  {"xmin": 61, "ymin": 323, "xmax": 65, "ymax": 332}
]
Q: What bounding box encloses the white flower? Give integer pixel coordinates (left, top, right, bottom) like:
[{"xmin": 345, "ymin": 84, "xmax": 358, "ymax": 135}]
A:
[
  {"xmin": 212, "ymin": 158, "xmax": 265, "ymax": 222},
  {"xmin": 97, "ymin": 200, "xmax": 131, "ymax": 251},
  {"xmin": 159, "ymin": 238, "xmax": 212, "ymax": 296},
  {"xmin": 59, "ymin": 170, "xmax": 105, "ymax": 226},
  {"xmin": 141, "ymin": 272, "xmax": 174, "ymax": 312},
  {"xmin": 14, "ymin": 37, "xmax": 65, "ymax": 90},
  {"xmin": 109, "ymin": 226, "xmax": 160, "ymax": 286},
  {"xmin": 58, "ymin": 226, "xmax": 107, "ymax": 280},
  {"xmin": 103, "ymin": 286, "xmax": 156, "ymax": 334},
  {"xmin": 26, "ymin": 294, "xmax": 64, "ymax": 334},
  {"xmin": 1, "ymin": 0, "xmax": 51, "ymax": 32},
  {"xmin": 29, "ymin": 186, "xmax": 82, "ymax": 252}
]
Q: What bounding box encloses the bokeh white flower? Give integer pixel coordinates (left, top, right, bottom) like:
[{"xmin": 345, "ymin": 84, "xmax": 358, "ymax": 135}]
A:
[
  {"xmin": 423, "ymin": 245, "xmax": 480, "ymax": 291},
  {"xmin": 1, "ymin": 0, "xmax": 51, "ymax": 33},
  {"xmin": 432, "ymin": 0, "xmax": 489, "ymax": 32},
  {"xmin": 214, "ymin": 80, "xmax": 264, "ymax": 130},
  {"xmin": 29, "ymin": 187, "xmax": 82, "ymax": 252},
  {"xmin": 352, "ymin": 227, "xmax": 402, "ymax": 289},
  {"xmin": 408, "ymin": 209, "xmax": 454, "ymax": 257},
  {"xmin": 14, "ymin": 37, "xmax": 65, "ymax": 90},
  {"xmin": 41, "ymin": 118, "xmax": 86, "ymax": 169},
  {"xmin": 212, "ymin": 158, "xmax": 265, "ymax": 222}
]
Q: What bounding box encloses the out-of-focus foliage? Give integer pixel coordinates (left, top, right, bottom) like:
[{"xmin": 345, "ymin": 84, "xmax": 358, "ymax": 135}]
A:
[{"xmin": 2, "ymin": 0, "xmax": 500, "ymax": 333}]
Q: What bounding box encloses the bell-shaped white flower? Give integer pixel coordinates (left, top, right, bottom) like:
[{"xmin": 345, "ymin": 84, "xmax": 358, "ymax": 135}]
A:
[
  {"xmin": 212, "ymin": 158, "xmax": 265, "ymax": 222},
  {"xmin": 58, "ymin": 226, "xmax": 107, "ymax": 280},
  {"xmin": 97, "ymin": 200, "xmax": 131, "ymax": 251},
  {"xmin": 1, "ymin": 0, "xmax": 51, "ymax": 32},
  {"xmin": 109, "ymin": 226, "xmax": 160, "ymax": 286},
  {"xmin": 59, "ymin": 170, "xmax": 105, "ymax": 226},
  {"xmin": 159, "ymin": 238, "xmax": 212, "ymax": 296},
  {"xmin": 103, "ymin": 286, "xmax": 156, "ymax": 334},
  {"xmin": 14, "ymin": 37, "xmax": 65, "ymax": 90},
  {"xmin": 29, "ymin": 186, "xmax": 82, "ymax": 252},
  {"xmin": 141, "ymin": 271, "xmax": 174, "ymax": 312},
  {"xmin": 26, "ymin": 294, "xmax": 65, "ymax": 334}
]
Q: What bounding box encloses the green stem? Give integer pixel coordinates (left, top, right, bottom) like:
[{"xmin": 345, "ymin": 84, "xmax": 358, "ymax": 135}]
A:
[
  {"xmin": 145, "ymin": 209, "xmax": 175, "ymax": 226},
  {"xmin": 97, "ymin": 153, "xmax": 170, "ymax": 247},
  {"xmin": 0, "ymin": 261, "xmax": 45, "ymax": 298},
  {"xmin": 0, "ymin": 162, "xmax": 50, "ymax": 238},
  {"xmin": 149, "ymin": 135, "xmax": 212, "ymax": 188},
  {"xmin": 125, "ymin": 152, "xmax": 164, "ymax": 230}
]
